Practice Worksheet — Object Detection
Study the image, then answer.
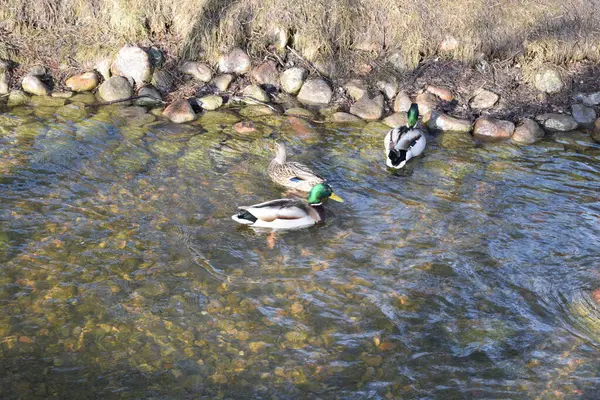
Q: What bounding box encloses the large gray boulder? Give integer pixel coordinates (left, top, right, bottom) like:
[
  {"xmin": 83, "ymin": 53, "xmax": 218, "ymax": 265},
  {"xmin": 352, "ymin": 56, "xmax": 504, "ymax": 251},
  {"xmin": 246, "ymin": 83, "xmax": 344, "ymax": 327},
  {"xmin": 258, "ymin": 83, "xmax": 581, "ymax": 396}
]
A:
[
  {"xmin": 97, "ymin": 76, "xmax": 133, "ymax": 102},
  {"xmin": 111, "ymin": 45, "xmax": 153, "ymax": 86},
  {"xmin": 297, "ymin": 79, "xmax": 332, "ymax": 106},
  {"xmin": 280, "ymin": 67, "xmax": 306, "ymax": 95},
  {"xmin": 218, "ymin": 48, "xmax": 251, "ymax": 74}
]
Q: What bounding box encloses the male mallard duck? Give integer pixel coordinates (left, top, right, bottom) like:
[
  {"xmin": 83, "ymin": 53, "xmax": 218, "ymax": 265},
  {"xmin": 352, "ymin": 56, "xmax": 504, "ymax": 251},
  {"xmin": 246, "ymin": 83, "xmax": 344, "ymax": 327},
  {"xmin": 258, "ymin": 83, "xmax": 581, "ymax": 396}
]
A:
[
  {"xmin": 231, "ymin": 183, "xmax": 343, "ymax": 229},
  {"xmin": 268, "ymin": 142, "xmax": 325, "ymax": 192},
  {"xmin": 384, "ymin": 103, "xmax": 426, "ymax": 169}
]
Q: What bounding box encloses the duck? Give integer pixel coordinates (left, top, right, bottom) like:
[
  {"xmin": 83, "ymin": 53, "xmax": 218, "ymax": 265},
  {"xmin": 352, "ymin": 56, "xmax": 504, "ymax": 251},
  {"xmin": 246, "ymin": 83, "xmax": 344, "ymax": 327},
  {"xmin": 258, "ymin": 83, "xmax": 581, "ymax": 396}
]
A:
[
  {"xmin": 231, "ymin": 183, "xmax": 343, "ymax": 230},
  {"xmin": 384, "ymin": 103, "xmax": 427, "ymax": 169},
  {"xmin": 268, "ymin": 142, "xmax": 325, "ymax": 192}
]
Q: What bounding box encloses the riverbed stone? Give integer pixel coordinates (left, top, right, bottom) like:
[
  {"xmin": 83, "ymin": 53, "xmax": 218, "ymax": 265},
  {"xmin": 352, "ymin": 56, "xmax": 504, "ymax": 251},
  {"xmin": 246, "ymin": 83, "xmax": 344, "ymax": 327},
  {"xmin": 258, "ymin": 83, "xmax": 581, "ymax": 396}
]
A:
[
  {"xmin": 56, "ymin": 102, "xmax": 89, "ymax": 121},
  {"xmin": 512, "ymin": 118, "xmax": 545, "ymax": 144},
  {"xmin": 198, "ymin": 95, "xmax": 223, "ymax": 110},
  {"xmin": 212, "ymin": 74, "xmax": 234, "ymax": 92},
  {"xmin": 555, "ymin": 131, "xmax": 599, "ymax": 152},
  {"xmin": 280, "ymin": 67, "xmax": 306, "ymax": 95},
  {"xmin": 134, "ymin": 85, "xmax": 162, "ymax": 107},
  {"xmin": 297, "ymin": 79, "xmax": 332, "ymax": 106},
  {"xmin": 473, "ymin": 117, "xmax": 515, "ymax": 140},
  {"xmin": 393, "ymin": 91, "xmax": 412, "ymax": 113},
  {"xmin": 469, "ymin": 90, "xmax": 499, "ymax": 109},
  {"xmin": 427, "ymin": 112, "xmax": 472, "ymax": 132},
  {"xmin": 242, "ymin": 84, "xmax": 269, "ymax": 103},
  {"xmin": 218, "ymin": 48, "xmax": 251, "ymax": 74},
  {"xmin": 251, "ymin": 60, "xmax": 279, "ymax": 86},
  {"xmin": 7, "ymin": 90, "xmax": 29, "ymax": 107},
  {"xmin": 350, "ymin": 95, "xmax": 384, "ymax": 121},
  {"xmin": 66, "ymin": 72, "xmax": 99, "ymax": 92},
  {"xmin": 111, "ymin": 45, "xmax": 153, "ymax": 86},
  {"xmin": 533, "ymin": 66, "xmax": 563, "ymax": 93},
  {"xmin": 22, "ymin": 75, "xmax": 49, "ymax": 96},
  {"xmin": 28, "ymin": 65, "xmax": 46, "ymax": 76},
  {"xmin": 573, "ymin": 92, "xmax": 600, "ymax": 106},
  {"xmin": 30, "ymin": 95, "xmax": 66, "ymax": 107},
  {"xmin": 344, "ymin": 79, "xmax": 368, "ymax": 101},
  {"xmin": 376, "ymin": 77, "xmax": 398, "ymax": 99},
  {"xmin": 382, "ymin": 112, "xmax": 408, "ymax": 128},
  {"xmin": 180, "ymin": 62, "xmax": 212, "ymax": 82},
  {"xmin": 97, "ymin": 76, "xmax": 133, "ymax": 102},
  {"xmin": 94, "ymin": 57, "xmax": 112, "ymax": 80},
  {"xmin": 329, "ymin": 112, "xmax": 364, "ymax": 123},
  {"xmin": 285, "ymin": 108, "xmax": 314, "ymax": 118},
  {"xmin": 426, "ymin": 85, "xmax": 453, "ymax": 101},
  {"xmin": 163, "ymin": 99, "xmax": 195, "ymax": 123},
  {"xmin": 0, "ymin": 63, "xmax": 8, "ymax": 95},
  {"xmin": 536, "ymin": 113, "xmax": 578, "ymax": 131},
  {"xmin": 415, "ymin": 92, "xmax": 438, "ymax": 116},
  {"xmin": 571, "ymin": 104, "xmax": 596, "ymax": 126}
]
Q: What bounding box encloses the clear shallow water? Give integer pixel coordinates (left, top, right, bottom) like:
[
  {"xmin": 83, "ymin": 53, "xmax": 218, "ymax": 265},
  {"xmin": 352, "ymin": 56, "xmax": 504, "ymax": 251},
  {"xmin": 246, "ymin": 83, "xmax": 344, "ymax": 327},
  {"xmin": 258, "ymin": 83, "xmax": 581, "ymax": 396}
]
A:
[{"xmin": 1, "ymin": 104, "xmax": 600, "ymax": 399}]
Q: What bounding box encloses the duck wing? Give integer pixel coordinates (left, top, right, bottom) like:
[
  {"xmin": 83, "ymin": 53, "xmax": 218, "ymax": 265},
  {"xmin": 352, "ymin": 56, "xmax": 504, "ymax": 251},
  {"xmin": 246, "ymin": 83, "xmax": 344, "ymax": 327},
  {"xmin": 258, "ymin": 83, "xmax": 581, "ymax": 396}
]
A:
[
  {"xmin": 285, "ymin": 161, "xmax": 325, "ymax": 182},
  {"xmin": 240, "ymin": 199, "xmax": 311, "ymax": 222}
]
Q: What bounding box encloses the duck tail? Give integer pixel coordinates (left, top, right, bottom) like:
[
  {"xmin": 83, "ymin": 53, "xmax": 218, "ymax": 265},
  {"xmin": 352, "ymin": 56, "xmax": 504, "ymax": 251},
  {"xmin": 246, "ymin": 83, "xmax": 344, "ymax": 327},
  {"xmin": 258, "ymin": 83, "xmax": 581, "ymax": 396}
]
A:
[
  {"xmin": 388, "ymin": 149, "xmax": 407, "ymax": 167},
  {"xmin": 231, "ymin": 209, "xmax": 257, "ymax": 225}
]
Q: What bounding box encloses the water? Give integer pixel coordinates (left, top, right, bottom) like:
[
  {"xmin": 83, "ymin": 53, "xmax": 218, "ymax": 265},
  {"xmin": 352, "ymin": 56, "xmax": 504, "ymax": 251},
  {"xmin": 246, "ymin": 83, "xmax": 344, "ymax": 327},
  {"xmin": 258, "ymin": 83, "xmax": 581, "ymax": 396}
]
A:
[{"xmin": 1, "ymin": 104, "xmax": 600, "ymax": 399}]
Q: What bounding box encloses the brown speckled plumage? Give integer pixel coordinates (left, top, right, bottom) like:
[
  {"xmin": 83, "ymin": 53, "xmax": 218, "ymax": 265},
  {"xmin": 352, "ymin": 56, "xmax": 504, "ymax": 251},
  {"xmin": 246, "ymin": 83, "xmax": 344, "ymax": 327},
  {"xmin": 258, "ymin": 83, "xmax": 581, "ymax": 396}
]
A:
[{"xmin": 268, "ymin": 143, "xmax": 325, "ymax": 192}]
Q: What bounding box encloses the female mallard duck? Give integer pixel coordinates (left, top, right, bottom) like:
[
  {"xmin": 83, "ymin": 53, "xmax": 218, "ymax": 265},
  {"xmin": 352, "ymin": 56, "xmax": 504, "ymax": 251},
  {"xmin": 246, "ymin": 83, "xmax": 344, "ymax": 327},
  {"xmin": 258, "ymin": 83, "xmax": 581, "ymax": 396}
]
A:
[
  {"xmin": 231, "ymin": 183, "xmax": 343, "ymax": 229},
  {"xmin": 384, "ymin": 103, "xmax": 426, "ymax": 169},
  {"xmin": 268, "ymin": 142, "xmax": 325, "ymax": 192}
]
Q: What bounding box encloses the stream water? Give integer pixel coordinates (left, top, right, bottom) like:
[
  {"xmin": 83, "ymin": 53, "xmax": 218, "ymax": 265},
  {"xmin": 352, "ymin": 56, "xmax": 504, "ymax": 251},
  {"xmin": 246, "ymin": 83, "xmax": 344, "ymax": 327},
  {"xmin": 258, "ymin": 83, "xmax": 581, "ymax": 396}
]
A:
[{"xmin": 1, "ymin": 103, "xmax": 600, "ymax": 399}]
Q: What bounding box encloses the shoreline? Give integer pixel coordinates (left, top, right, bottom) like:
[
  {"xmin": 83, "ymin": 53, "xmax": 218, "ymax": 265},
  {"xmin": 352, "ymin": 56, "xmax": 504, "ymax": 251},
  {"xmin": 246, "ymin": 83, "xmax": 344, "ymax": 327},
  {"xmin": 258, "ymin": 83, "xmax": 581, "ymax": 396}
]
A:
[{"xmin": 1, "ymin": 44, "xmax": 600, "ymax": 145}]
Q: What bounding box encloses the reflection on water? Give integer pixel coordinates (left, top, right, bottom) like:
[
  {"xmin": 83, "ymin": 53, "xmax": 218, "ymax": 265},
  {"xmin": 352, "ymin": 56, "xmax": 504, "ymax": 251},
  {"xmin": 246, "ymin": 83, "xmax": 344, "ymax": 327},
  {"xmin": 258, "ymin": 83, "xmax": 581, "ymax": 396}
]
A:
[{"xmin": 1, "ymin": 104, "xmax": 600, "ymax": 398}]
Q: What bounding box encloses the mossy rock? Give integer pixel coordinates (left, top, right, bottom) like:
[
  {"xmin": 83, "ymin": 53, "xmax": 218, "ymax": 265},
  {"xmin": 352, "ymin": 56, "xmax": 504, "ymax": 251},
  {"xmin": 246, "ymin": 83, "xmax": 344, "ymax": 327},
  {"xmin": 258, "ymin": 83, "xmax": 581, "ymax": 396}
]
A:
[
  {"xmin": 197, "ymin": 111, "xmax": 241, "ymax": 127},
  {"xmin": 149, "ymin": 140, "xmax": 186, "ymax": 157},
  {"xmin": 437, "ymin": 131, "xmax": 475, "ymax": 150},
  {"xmin": 33, "ymin": 106, "xmax": 58, "ymax": 119},
  {"xmin": 119, "ymin": 126, "xmax": 147, "ymax": 140},
  {"xmin": 30, "ymin": 96, "xmax": 67, "ymax": 108},
  {"xmin": 187, "ymin": 132, "xmax": 222, "ymax": 149},
  {"xmin": 285, "ymin": 107, "xmax": 314, "ymax": 118},
  {"xmin": 14, "ymin": 121, "xmax": 47, "ymax": 139},
  {"xmin": 111, "ymin": 144, "xmax": 151, "ymax": 173},
  {"xmin": 238, "ymin": 105, "xmax": 276, "ymax": 118},
  {"xmin": 177, "ymin": 148, "xmax": 210, "ymax": 172},
  {"xmin": 362, "ymin": 121, "xmax": 390, "ymax": 137},
  {"xmin": 70, "ymin": 93, "xmax": 98, "ymax": 105},
  {"xmin": 56, "ymin": 102, "xmax": 89, "ymax": 121},
  {"xmin": 0, "ymin": 112, "xmax": 36, "ymax": 127}
]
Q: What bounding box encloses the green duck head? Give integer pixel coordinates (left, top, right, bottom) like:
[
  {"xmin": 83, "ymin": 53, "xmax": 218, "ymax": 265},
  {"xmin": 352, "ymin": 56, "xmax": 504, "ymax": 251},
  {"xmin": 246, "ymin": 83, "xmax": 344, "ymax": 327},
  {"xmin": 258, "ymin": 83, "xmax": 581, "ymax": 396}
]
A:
[
  {"xmin": 307, "ymin": 183, "xmax": 344, "ymax": 205},
  {"xmin": 407, "ymin": 103, "xmax": 419, "ymax": 128}
]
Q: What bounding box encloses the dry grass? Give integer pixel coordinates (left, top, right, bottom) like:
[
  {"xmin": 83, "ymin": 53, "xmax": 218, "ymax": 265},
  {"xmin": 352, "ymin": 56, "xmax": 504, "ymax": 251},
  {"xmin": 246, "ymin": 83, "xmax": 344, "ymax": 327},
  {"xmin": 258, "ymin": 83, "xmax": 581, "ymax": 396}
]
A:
[{"xmin": 1, "ymin": 0, "xmax": 600, "ymax": 74}]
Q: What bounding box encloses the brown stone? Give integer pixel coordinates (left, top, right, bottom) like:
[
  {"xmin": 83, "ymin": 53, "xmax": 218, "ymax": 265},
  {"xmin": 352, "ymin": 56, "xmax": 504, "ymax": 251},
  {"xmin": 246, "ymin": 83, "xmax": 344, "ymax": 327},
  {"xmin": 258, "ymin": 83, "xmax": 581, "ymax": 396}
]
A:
[
  {"xmin": 163, "ymin": 99, "xmax": 195, "ymax": 123},
  {"xmin": 234, "ymin": 120, "xmax": 256, "ymax": 134},
  {"xmin": 426, "ymin": 85, "xmax": 453, "ymax": 101},
  {"xmin": 66, "ymin": 72, "xmax": 99, "ymax": 92},
  {"xmin": 473, "ymin": 117, "xmax": 515, "ymax": 141},
  {"xmin": 251, "ymin": 60, "xmax": 279, "ymax": 86}
]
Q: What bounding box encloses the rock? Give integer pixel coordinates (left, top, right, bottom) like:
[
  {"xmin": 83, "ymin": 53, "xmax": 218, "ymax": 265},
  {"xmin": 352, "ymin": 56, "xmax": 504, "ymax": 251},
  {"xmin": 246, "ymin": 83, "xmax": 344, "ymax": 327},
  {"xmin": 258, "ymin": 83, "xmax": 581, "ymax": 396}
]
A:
[
  {"xmin": 473, "ymin": 117, "xmax": 515, "ymax": 141},
  {"xmin": 426, "ymin": 85, "xmax": 453, "ymax": 101},
  {"xmin": 512, "ymin": 119, "xmax": 545, "ymax": 144},
  {"xmin": 297, "ymin": 79, "xmax": 332, "ymax": 106},
  {"xmin": 234, "ymin": 121, "xmax": 257, "ymax": 134},
  {"xmin": 163, "ymin": 99, "xmax": 195, "ymax": 123},
  {"xmin": 238, "ymin": 105, "xmax": 275, "ymax": 117},
  {"xmin": 134, "ymin": 85, "xmax": 162, "ymax": 107},
  {"xmin": 427, "ymin": 112, "xmax": 472, "ymax": 132},
  {"xmin": 533, "ymin": 67, "xmax": 563, "ymax": 94},
  {"xmin": 94, "ymin": 57, "xmax": 112, "ymax": 80},
  {"xmin": 212, "ymin": 74, "xmax": 234, "ymax": 92},
  {"xmin": 22, "ymin": 75, "xmax": 49, "ymax": 96},
  {"xmin": 393, "ymin": 91, "xmax": 412, "ymax": 113},
  {"xmin": 97, "ymin": 76, "xmax": 133, "ymax": 102},
  {"xmin": 387, "ymin": 50, "xmax": 410, "ymax": 71},
  {"xmin": 382, "ymin": 112, "xmax": 408, "ymax": 128},
  {"xmin": 280, "ymin": 67, "xmax": 306, "ymax": 95},
  {"xmin": 593, "ymin": 118, "xmax": 600, "ymax": 143},
  {"xmin": 7, "ymin": 90, "xmax": 29, "ymax": 107},
  {"xmin": 180, "ymin": 62, "xmax": 212, "ymax": 82},
  {"xmin": 148, "ymin": 47, "xmax": 164, "ymax": 68},
  {"xmin": 555, "ymin": 131, "xmax": 599, "ymax": 152},
  {"xmin": 242, "ymin": 84, "xmax": 269, "ymax": 103},
  {"xmin": 469, "ymin": 90, "xmax": 499, "ymax": 109},
  {"xmin": 285, "ymin": 107, "xmax": 314, "ymax": 118},
  {"xmin": 66, "ymin": 72, "xmax": 99, "ymax": 92},
  {"xmin": 56, "ymin": 102, "xmax": 89, "ymax": 120},
  {"xmin": 571, "ymin": 104, "xmax": 596, "ymax": 126},
  {"xmin": 111, "ymin": 45, "xmax": 153, "ymax": 86},
  {"xmin": 30, "ymin": 96, "xmax": 66, "ymax": 107},
  {"xmin": 28, "ymin": 65, "xmax": 46, "ymax": 76},
  {"xmin": 0, "ymin": 62, "xmax": 8, "ymax": 95},
  {"xmin": 51, "ymin": 91, "xmax": 73, "ymax": 98},
  {"xmin": 70, "ymin": 93, "xmax": 97, "ymax": 105},
  {"xmin": 344, "ymin": 79, "xmax": 368, "ymax": 101},
  {"xmin": 218, "ymin": 48, "xmax": 251, "ymax": 74},
  {"xmin": 376, "ymin": 77, "xmax": 398, "ymax": 99},
  {"xmin": 251, "ymin": 60, "xmax": 279, "ymax": 86},
  {"xmin": 198, "ymin": 95, "xmax": 223, "ymax": 110},
  {"xmin": 350, "ymin": 95, "xmax": 384, "ymax": 121},
  {"xmin": 415, "ymin": 92, "xmax": 438, "ymax": 116},
  {"xmin": 440, "ymin": 35, "xmax": 459, "ymax": 52},
  {"xmin": 329, "ymin": 112, "xmax": 364, "ymax": 123},
  {"xmin": 573, "ymin": 92, "xmax": 600, "ymax": 106},
  {"xmin": 266, "ymin": 26, "xmax": 288, "ymax": 52},
  {"xmin": 536, "ymin": 113, "xmax": 578, "ymax": 132},
  {"xmin": 152, "ymin": 69, "xmax": 174, "ymax": 93}
]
